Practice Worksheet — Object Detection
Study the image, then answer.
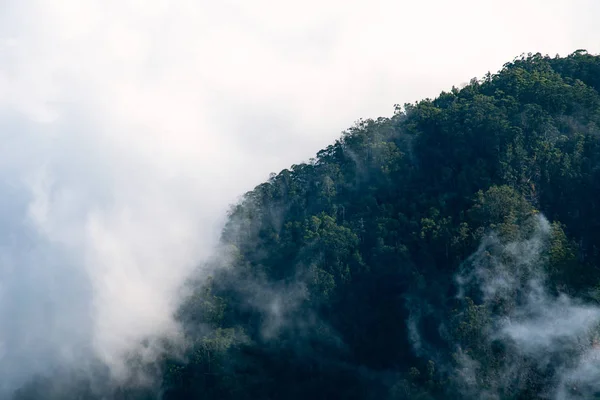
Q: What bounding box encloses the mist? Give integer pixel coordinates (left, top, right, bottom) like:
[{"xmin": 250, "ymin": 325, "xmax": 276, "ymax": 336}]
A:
[
  {"xmin": 1, "ymin": 0, "xmax": 600, "ymax": 398},
  {"xmin": 454, "ymin": 215, "xmax": 600, "ymax": 399}
]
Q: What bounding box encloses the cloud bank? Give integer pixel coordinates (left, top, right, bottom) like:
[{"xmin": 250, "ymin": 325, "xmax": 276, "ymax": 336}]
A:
[{"xmin": 0, "ymin": 0, "xmax": 599, "ymax": 396}]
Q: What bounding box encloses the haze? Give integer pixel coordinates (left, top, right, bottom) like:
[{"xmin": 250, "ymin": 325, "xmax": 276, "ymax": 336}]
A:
[{"xmin": 0, "ymin": 0, "xmax": 598, "ymax": 396}]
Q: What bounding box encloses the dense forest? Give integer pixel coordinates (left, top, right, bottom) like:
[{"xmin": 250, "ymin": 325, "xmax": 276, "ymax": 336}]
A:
[{"xmin": 14, "ymin": 50, "xmax": 600, "ymax": 399}]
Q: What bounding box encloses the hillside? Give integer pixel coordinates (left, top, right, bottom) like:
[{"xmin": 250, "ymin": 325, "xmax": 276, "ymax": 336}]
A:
[{"xmin": 15, "ymin": 50, "xmax": 600, "ymax": 399}]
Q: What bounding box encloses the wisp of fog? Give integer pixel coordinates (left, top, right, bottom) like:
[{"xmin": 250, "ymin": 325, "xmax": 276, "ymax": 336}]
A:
[{"xmin": 454, "ymin": 215, "xmax": 600, "ymax": 399}]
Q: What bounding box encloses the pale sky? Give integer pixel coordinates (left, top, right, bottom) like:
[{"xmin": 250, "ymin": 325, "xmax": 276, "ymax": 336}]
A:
[{"xmin": 0, "ymin": 0, "xmax": 598, "ymax": 394}]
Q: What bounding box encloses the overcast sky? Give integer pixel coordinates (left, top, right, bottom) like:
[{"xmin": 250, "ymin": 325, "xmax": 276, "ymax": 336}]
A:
[{"xmin": 0, "ymin": 0, "xmax": 598, "ymax": 394}]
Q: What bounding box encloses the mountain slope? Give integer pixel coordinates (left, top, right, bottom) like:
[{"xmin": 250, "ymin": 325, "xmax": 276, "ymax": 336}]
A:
[{"xmin": 158, "ymin": 50, "xmax": 600, "ymax": 400}]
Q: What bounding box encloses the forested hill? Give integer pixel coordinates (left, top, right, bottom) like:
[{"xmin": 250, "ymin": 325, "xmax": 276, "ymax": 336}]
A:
[{"xmin": 14, "ymin": 50, "xmax": 600, "ymax": 399}]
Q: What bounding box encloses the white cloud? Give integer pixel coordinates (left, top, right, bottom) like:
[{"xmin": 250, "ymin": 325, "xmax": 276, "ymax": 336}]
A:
[{"xmin": 0, "ymin": 0, "xmax": 598, "ymax": 394}]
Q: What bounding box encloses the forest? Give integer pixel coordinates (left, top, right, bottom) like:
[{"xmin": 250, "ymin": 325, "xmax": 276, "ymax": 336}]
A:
[{"xmin": 13, "ymin": 50, "xmax": 600, "ymax": 399}]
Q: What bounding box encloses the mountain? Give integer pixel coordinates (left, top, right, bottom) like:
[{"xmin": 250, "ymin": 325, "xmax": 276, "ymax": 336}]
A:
[{"xmin": 14, "ymin": 50, "xmax": 600, "ymax": 399}]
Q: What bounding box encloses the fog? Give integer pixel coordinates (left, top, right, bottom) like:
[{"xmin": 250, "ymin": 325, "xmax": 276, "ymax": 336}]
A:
[
  {"xmin": 0, "ymin": 0, "xmax": 598, "ymax": 396},
  {"xmin": 454, "ymin": 215, "xmax": 600, "ymax": 399}
]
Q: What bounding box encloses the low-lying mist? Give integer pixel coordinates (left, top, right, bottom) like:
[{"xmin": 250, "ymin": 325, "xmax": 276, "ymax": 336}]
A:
[{"xmin": 450, "ymin": 215, "xmax": 600, "ymax": 399}]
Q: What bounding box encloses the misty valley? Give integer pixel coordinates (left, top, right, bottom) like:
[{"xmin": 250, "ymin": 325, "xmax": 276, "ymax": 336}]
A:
[{"xmin": 12, "ymin": 51, "xmax": 600, "ymax": 399}]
